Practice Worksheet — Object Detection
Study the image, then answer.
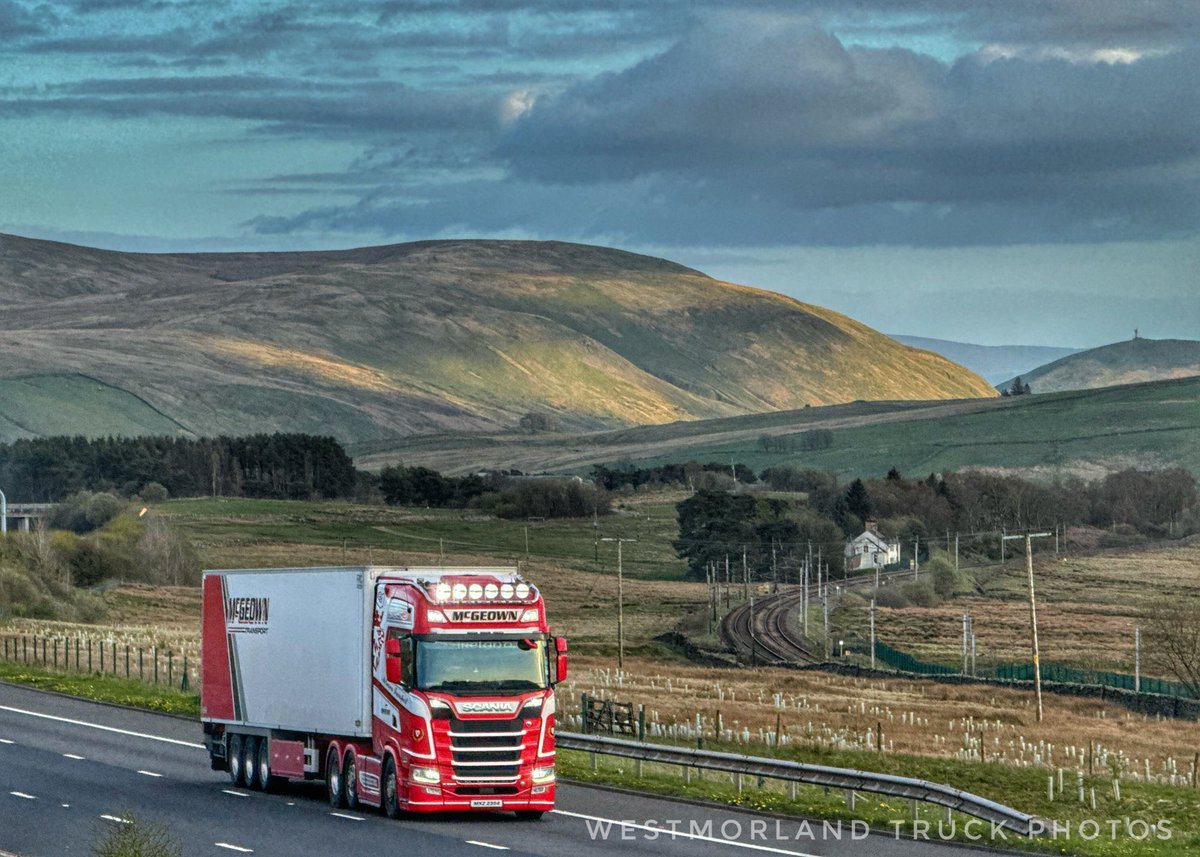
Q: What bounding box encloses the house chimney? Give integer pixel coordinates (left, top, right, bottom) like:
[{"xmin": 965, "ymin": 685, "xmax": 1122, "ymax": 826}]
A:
[{"xmin": 865, "ymin": 520, "xmax": 879, "ymax": 535}]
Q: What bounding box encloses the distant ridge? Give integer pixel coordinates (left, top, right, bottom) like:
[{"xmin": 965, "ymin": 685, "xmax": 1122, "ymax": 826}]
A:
[
  {"xmin": 1005, "ymin": 338, "xmax": 1200, "ymax": 393},
  {"xmin": 0, "ymin": 233, "xmax": 995, "ymax": 446},
  {"xmin": 890, "ymin": 335, "xmax": 1080, "ymax": 385}
]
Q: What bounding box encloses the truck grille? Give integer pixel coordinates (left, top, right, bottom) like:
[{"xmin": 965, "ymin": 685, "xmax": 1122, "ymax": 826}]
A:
[{"xmin": 448, "ymin": 715, "xmax": 525, "ymax": 784}]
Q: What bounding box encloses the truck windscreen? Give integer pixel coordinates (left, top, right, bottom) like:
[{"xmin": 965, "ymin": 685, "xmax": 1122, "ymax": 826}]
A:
[{"xmin": 416, "ymin": 639, "xmax": 548, "ymax": 694}]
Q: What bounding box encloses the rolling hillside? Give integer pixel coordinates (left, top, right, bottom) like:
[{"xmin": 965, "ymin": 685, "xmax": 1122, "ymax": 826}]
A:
[
  {"xmin": 1007, "ymin": 338, "xmax": 1200, "ymax": 393},
  {"xmin": 358, "ymin": 376, "xmax": 1200, "ymax": 480},
  {"xmin": 0, "ymin": 234, "xmax": 995, "ymax": 444}
]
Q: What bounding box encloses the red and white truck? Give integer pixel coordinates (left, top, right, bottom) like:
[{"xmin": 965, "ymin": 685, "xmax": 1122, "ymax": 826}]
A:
[{"xmin": 201, "ymin": 566, "xmax": 567, "ymax": 818}]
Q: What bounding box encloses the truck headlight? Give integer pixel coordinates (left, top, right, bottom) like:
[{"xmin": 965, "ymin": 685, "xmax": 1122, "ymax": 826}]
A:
[
  {"xmin": 412, "ymin": 766, "xmax": 441, "ymax": 785},
  {"xmin": 531, "ymin": 766, "xmax": 555, "ymax": 783}
]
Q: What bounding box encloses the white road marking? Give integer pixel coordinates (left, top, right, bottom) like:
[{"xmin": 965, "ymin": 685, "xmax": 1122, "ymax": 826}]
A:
[
  {"xmin": 137, "ymin": 770, "xmax": 163, "ymax": 778},
  {"xmin": 100, "ymin": 814, "xmax": 131, "ymax": 824},
  {"xmin": 9, "ymin": 792, "xmax": 36, "ymax": 800},
  {"xmin": 222, "ymin": 790, "xmax": 250, "ymax": 798},
  {"xmin": 329, "ymin": 811, "xmax": 365, "ymax": 821},
  {"xmin": 550, "ymin": 810, "xmax": 824, "ymax": 857},
  {"xmin": 0, "ymin": 739, "xmax": 14, "ymax": 744},
  {"xmin": 0, "ymin": 705, "xmax": 204, "ymax": 749},
  {"xmin": 61, "ymin": 804, "xmax": 70, "ymax": 808},
  {"xmin": 466, "ymin": 842, "xmax": 510, "ymax": 851},
  {"xmin": 63, "ymin": 753, "xmax": 85, "ymax": 760},
  {"xmin": 215, "ymin": 844, "xmax": 254, "ymax": 853}
]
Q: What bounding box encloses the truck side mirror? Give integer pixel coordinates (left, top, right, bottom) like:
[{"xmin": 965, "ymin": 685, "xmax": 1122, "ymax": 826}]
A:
[
  {"xmin": 385, "ymin": 637, "xmax": 402, "ymax": 685},
  {"xmin": 553, "ymin": 636, "xmax": 568, "ymax": 684}
]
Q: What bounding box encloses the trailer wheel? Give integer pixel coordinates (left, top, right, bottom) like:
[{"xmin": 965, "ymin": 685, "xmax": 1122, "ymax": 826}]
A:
[
  {"xmin": 326, "ymin": 746, "xmax": 344, "ymax": 808},
  {"xmin": 515, "ymin": 810, "xmax": 545, "ymax": 821},
  {"xmin": 228, "ymin": 734, "xmax": 244, "ymax": 786},
  {"xmin": 342, "ymin": 751, "xmax": 359, "ymax": 810},
  {"xmin": 381, "ymin": 756, "xmax": 400, "ymax": 819},
  {"xmin": 256, "ymin": 738, "xmax": 276, "ymax": 792},
  {"xmin": 242, "ymin": 736, "xmax": 261, "ymax": 790}
]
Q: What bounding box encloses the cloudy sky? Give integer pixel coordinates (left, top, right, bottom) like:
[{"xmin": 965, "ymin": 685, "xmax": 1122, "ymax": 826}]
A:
[{"xmin": 2, "ymin": 0, "xmax": 1197, "ymax": 347}]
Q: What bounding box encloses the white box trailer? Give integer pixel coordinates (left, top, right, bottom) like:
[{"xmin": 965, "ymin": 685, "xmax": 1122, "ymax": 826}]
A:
[{"xmin": 202, "ymin": 566, "xmax": 377, "ymax": 737}]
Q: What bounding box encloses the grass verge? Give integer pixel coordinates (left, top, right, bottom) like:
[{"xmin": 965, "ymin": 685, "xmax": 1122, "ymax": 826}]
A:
[
  {"xmin": 558, "ymin": 738, "xmax": 1200, "ymax": 857},
  {"xmin": 0, "ymin": 660, "xmax": 200, "ymax": 717}
]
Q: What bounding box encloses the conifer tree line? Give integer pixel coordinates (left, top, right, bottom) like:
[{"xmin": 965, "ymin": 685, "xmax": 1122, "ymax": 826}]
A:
[{"xmin": 0, "ymin": 434, "xmax": 356, "ymax": 501}]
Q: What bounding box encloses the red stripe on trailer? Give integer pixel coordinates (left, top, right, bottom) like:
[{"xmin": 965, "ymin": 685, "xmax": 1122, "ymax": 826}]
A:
[{"xmin": 201, "ymin": 575, "xmax": 235, "ymax": 721}]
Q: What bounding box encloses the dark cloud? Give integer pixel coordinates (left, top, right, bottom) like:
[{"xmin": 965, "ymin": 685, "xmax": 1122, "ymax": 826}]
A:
[
  {"xmin": 1, "ymin": 75, "xmax": 503, "ymax": 136},
  {"xmin": 489, "ymin": 17, "xmax": 1200, "ymax": 244},
  {"xmin": 0, "ymin": 0, "xmax": 54, "ymax": 36}
]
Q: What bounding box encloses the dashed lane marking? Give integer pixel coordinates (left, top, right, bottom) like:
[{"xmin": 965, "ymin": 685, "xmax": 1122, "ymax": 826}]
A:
[
  {"xmin": 0, "ymin": 739, "xmax": 14, "ymax": 744},
  {"xmin": 0, "ymin": 706, "xmax": 204, "ymax": 750},
  {"xmin": 466, "ymin": 842, "xmax": 510, "ymax": 851},
  {"xmin": 100, "ymin": 815, "xmax": 131, "ymax": 824},
  {"xmin": 222, "ymin": 790, "xmax": 250, "ymax": 798},
  {"xmin": 9, "ymin": 792, "xmax": 36, "ymax": 800},
  {"xmin": 137, "ymin": 770, "xmax": 163, "ymax": 778},
  {"xmin": 215, "ymin": 844, "xmax": 254, "ymax": 853},
  {"xmin": 63, "ymin": 753, "xmax": 85, "ymax": 760},
  {"xmin": 329, "ymin": 812, "xmax": 366, "ymax": 821}
]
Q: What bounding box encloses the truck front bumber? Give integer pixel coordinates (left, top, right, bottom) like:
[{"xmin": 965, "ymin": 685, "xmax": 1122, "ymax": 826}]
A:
[{"xmin": 402, "ymin": 691, "xmax": 556, "ymax": 812}]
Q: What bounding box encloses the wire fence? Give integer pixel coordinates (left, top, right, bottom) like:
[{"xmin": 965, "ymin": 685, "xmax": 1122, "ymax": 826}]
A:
[
  {"xmin": 0, "ymin": 632, "xmax": 197, "ymax": 692},
  {"xmin": 873, "ymin": 640, "xmax": 1195, "ymax": 699}
]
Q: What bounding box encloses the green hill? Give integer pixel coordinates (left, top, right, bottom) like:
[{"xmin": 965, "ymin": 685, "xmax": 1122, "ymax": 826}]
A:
[
  {"xmin": 358, "ymin": 377, "xmax": 1200, "ymax": 480},
  {"xmin": 0, "ymin": 374, "xmax": 188, "ymax": 443},
  {"xmin": 1006, "ymin": 338, "xmax": 1200, "ymax": 393},
  {"xmin": 0, "ymin": 234, "xmax": 994, "ymax": 444}
]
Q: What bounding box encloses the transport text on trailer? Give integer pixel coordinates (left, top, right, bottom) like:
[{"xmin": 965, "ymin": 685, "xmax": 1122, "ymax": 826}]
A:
[{"xmin": 200, "ymin": 566, "xmax": 568, "ymax": 818}]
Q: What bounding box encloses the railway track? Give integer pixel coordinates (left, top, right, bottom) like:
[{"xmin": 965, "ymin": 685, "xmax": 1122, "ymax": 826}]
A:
[{"xmin": 720, "ymin": 567, "xmax": 917, "ymax": 666}]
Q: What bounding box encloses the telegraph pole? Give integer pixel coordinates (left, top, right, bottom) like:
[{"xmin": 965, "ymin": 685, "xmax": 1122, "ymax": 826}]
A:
[
  {"xmin": 601, "ymin": 537, "xmax": 636, "ymax": 670},
  {"xmin": 1134, "ymin": 626, "xmax": 1141, "ymax": 693},
  {"xmin": 869, "ymin": 596, "xmax": 876, "ymax": 669},
  {"xmin": 802, "ymin": 557, "xmax": 810, "ymax": 637},
  {"xmin": 1004, "ymin": 532, "xmax": 1051, "ymax": 721}
]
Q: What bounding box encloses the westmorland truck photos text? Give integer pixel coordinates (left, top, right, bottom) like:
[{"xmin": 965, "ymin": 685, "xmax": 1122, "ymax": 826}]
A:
[{"xmin": 200, "ymin": 566, "xmax": 568, "ymax": 818}]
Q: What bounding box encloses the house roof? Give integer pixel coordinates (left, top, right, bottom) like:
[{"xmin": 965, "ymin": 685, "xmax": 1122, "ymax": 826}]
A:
[{"xmin": 849, "ymin": 531, "xmax": 893, "ymax": 551}]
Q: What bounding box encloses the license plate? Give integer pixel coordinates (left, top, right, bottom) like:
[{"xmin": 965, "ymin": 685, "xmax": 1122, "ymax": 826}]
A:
[{"xmin": 470, "ymin": 799, "xmax": 504, "ymax": 808}]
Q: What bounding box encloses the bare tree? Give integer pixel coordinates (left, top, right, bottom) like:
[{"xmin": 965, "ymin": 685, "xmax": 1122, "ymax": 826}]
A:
[
  {"xmin": 135, "ymin": 517, "xmax": 200, "ymax": 586},
  {"xmin": 1143, "ymin": 597, "xmax": 1200, "ymax": 697}
]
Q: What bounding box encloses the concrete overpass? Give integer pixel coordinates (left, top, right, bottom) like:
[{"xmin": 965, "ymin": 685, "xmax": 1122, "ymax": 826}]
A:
[{"xmin": 0, "ymin": 501, "xmax": 56, "ymax": 533}]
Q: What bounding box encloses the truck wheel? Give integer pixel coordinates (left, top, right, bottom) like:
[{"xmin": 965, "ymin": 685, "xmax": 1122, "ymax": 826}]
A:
[
  {"xmin": 326, "ymin": 746, "xmax": 344, "ymax": 808},
  {"xmin": 228, "ymin": 734, "xmax": 243, "ymax": 786},
  {"xmin": 242, "ymin": 737, "xmax": 260, "ymax": 790},
  {"xmin": 256, "ymin": 738, "xmax": 276, "ymax": 792},
  {"xmin": 342, "ymin": 751, "xmax": 359, "ymax": 810},
  {"xmin": 381, "ymin": 757, "xmax": 400, "ymax": 819},
  {"xmin": 515, "ymin": 810, "xmax": 545, "ymax": 821}
]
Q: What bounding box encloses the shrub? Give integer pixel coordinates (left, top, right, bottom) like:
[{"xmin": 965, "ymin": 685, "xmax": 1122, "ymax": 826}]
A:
[
  {"xmin": 901, "ymin": 580, "xmax": 938, "ymax": 608},
  {"xmin": 93, "ymin": 814, "xmax": 182, "ymax": 857},
  {"xmin": 140, "ymin": 482, "xmax": 169, "ymax": 503},
  {"xmin": 51, "ymin": 491, "xmax": 126, "ymax": 534},
  {"xmin": 494, "ymin": 479, "xmax": 610, "ymax": 520},
  {"xmin": 873, "ymin": 586, "xmax": 911, "ymax": 609}
]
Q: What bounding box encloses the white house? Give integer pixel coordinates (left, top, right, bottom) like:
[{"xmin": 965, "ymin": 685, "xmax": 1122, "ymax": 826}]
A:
[{"xmin": 844, "ymin": 523, "xmax": 900, "ymax": 572}]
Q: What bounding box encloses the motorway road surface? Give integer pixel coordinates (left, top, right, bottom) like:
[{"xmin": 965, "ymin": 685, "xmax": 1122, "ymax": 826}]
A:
[{"xmin": 1, "ymin": 683, "xmax": 1005, "ymax": 856}]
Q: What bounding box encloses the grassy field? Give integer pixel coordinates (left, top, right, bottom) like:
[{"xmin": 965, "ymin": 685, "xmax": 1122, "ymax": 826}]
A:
[
  {"xmin": 360, "ymin": 376, "xmax": 1200, "ymax": 480},
  {"xmin": 856, "ymin": 542, "xmax": 1200, "ymax": 675},
  {"xmin": 0, "ymin": 373, "xmax": 187, "ymax": 443},
  {"xmin": 161, "ymin": 494, "xmax": 691, "ymax": 582}
]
